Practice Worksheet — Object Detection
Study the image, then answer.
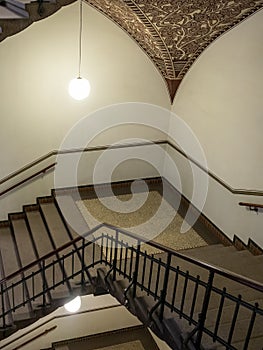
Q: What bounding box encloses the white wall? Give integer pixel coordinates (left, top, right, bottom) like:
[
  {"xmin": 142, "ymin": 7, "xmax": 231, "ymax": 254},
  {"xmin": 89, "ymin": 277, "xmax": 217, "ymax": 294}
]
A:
[
  {"xmin": 0, "ymin": 294, "xmax": 171, "ymax": 350},
  {"xmin": 0, "ymin": 2, "xmax": 170, "ymax": 218},
  {"xmin": 167, "ymin": 9, "xmax": 263, "ymax": 247}
]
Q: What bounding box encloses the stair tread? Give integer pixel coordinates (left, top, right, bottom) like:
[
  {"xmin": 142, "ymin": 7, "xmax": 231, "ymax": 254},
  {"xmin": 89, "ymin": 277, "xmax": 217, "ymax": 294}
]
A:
[
  {"xmin": 0, "ymin": 226, "xmax": 19, "ymax": 276},
  {"xmin": 26, "ymin": 209, "xmax": 53, "ymax": 257},
  {"xmin": 0, "ymin": 5, "xmax": 25, "ymax": 18},
  {"xmin": 11, "ymin": 217, "xmax": 36, "ymax": 267},
  {"xmin": 39, "ymin": 201, "xmax": 70, "ymax": 247}
]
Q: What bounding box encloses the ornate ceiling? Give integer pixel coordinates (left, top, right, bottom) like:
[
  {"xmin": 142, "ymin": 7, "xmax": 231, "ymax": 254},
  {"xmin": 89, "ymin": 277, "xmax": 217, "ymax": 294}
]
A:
[{"xmin": 86, "ymin": 0, "xmax": 263, "ymax": 102}]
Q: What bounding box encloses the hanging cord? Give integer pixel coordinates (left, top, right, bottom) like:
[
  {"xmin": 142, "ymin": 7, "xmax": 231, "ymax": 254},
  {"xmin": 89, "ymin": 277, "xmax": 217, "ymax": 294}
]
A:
[{"xmin": 78, "ymin": 0, "xmax": 83, "ymax": 78}]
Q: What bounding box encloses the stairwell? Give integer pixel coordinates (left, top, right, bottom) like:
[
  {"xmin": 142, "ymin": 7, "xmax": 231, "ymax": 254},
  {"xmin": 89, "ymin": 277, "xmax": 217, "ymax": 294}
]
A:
[{"xmin": 0, "ymin": 190, "xmax": 262, "ymax": 349}]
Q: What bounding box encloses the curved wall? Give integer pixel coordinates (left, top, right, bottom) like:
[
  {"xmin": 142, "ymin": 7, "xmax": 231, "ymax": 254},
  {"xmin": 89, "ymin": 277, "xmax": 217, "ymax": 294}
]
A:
[
  {"xmin": 167, "ymin": 9, "xmax": 263, "ymax": 247},
  {"xmin": 0, "ymin": 2, "xmax": 170, "ymax": 218}
]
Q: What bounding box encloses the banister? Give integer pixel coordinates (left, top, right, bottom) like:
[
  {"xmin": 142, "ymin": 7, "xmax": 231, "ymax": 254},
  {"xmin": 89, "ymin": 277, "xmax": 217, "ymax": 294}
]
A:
[
  {"xmin": 102, "ymin": 223, "xmax": 263, "ymax": 292},
  {"xmin": 166, "ymin": 141, "xmax": 263, "ymax": 196},
  {"xmin": 0, "ymin": 223, "xmax": 105, "ymax": 285},
  {"xmin": 0, "ymin": 141, "xmax": 166, "ymax": 186},
  {"xmin": 0, "ymin": 163, "xmax": 56, "ymax": 197},
  {"xmin": 239, "ymin": 202, "xmax": 263, "ymax": 211},
  {"xmin": 1, "ymin": 222, "xmax": 263, "ymax": 294},
  {"xmin": 0, "ymin": 140, "xmax": 262, "ymax": 197}
]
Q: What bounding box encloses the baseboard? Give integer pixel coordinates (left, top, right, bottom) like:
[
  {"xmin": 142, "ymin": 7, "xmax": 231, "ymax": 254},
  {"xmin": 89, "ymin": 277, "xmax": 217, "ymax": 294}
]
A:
[
  {"xmin": 1, "ymin": 176, "xmax": 262, "ymax": 255},
  {"xmin": 52, "ymin": 176, "xmax": 162, "ymax": 198},
  {"xmin": 161, "ymin": 177, "xmax": 263, "ymax": 255}
]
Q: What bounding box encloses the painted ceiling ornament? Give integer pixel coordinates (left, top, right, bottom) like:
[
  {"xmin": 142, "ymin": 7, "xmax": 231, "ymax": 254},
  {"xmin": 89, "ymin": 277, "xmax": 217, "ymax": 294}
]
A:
[{"xmin": 87, "ymin": 0, "xmax": 263, "ymax": 103}]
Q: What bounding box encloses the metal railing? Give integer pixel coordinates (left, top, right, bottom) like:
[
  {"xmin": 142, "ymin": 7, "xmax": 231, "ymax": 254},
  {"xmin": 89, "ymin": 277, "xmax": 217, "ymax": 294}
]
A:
[
  {"xmin": 0, "ymin": 223, "xmax": 262, "ymax": 349},
  {"xmin": 1, "ymin": 140, "xmax": 263, "ymax": 197}
]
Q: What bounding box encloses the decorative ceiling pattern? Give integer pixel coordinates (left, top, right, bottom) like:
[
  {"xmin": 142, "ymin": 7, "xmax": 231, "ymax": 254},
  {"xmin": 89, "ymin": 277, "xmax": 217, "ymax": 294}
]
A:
[{"xmin": 86, "ymin": 0, "xmax": 263, "ymax": 102}]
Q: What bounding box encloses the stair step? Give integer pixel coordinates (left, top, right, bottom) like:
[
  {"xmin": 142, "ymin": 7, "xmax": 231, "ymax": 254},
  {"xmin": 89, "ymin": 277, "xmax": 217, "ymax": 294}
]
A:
[
  {"xmin": 10, "ymin": 215, "xmax": 36, "ymax": 266},
  {"xmin": 4, "ymin": 2, "xmax": 29, "ymax": 18},
  {"xmin": 0, "ymin": 226, "xmax": 31, "ymax": 318},
  {"xmin": 201, "ymin": 315, "xmax": 263, "ymax": 349},
  {"xmin": 218, "ymin": 335, "xmax": 263, "ymax": 350},
  {"xmin": 0, "ymin": 225, "xmax": 19, "ymax": 276},
  {"xmin": 0, "ymin": 250, "xmax": 13, "ymax": 327},
  {"xmin": 25, "ymin": 206, "xmax": 53, "ymax": 257},
  {"xmin": 38, "ymin": 199, "xmax": 80, "ymax": 293},
  {"xmin": 38, "ymin": 199, "xmax": 71, "ymax": 247},
  {"xmin": 0, "ymin": 4, "xmax": 25, "ymax": 18}
]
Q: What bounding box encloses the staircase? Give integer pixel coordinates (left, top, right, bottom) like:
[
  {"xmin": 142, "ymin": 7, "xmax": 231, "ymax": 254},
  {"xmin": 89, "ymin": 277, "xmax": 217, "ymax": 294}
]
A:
[
  {"xmin": 0, "ymin": 192, "xmax": 96, "ymax": 334},
  {"xmin": 0, "ymin": 190, "xmax": 262, "ymax": 349},
  {"xmin": 0, "ymin": 0, "xmax": 75, "ymax": 41}
]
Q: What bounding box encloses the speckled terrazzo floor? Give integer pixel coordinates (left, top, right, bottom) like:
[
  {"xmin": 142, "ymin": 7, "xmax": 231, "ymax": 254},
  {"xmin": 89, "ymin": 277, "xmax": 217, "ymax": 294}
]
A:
[{"xmin": 76, "ymin": 191, "xmax": 207, "ymax": 253}]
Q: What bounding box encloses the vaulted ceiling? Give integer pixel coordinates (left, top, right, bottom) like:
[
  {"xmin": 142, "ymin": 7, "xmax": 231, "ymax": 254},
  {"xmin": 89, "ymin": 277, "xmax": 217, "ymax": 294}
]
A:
[
  {"xmin": 86, "ymin": 0, "xmax": 263, "ymax": 102},
  {"xmin": 1, "ymin": 0, "xmax": 262, "ymax": 102}
]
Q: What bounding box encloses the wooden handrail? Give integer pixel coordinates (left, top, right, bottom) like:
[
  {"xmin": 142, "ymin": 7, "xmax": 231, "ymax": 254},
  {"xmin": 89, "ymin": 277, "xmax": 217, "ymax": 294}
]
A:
[
  {"xmin": 239, "ymin": 202, "xmax": 263, "ymax": 213},
  {"xmin": 0, "ymin": 163, "xmax": 56, "ymax": 197},
  {"xmin": 166, "ymin": 141, "xmax": 263, "ymax": 196},
  {"xmin": 0, "ymin": 141, "xmax": 166, "ymax": 186},
  {"xmin": 1, "ymin": 223, "xmax": 262, "ymax": 293},
  {"xmin": 0, "ymin": 140, "xmax": 262, "ymax": 197},
  {"xmin": 239, "ymin": 202, "xmax": 263, "ymax": 209}
]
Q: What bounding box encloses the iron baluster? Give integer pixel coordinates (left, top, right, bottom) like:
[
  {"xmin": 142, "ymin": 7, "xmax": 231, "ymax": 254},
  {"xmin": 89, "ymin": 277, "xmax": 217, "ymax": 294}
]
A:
[
  {"xmin": 132, "ymin": 241, "xmax": 141, "ymax": 299},
  {"xmin": 171, "ymin": 266, "xmax": 180, "ymax": 312},
  {"xmin": 159, "ymin": 252, "xmax": 172, "ymax": 321},
  {"xmin": 100, "ymin": 234, "xmax": 104, "ymax": 261},
  {"xmin": 109, "ymin": 236, "xmax": 113, "ymax": 264},
  {"xmin": 32, "ymin": 272, "xmax": 35, "ymax": 301},
  {"xmin": 228, "ymin": 294, "xmax": 242, "ymax": 345},
  {"xmin": 213, "ymin": 287, "xmax": 226, "ymax": 341},
  {"xmin": 62, "ymin": 255, "xmax": 65, "ymax": 284},
  {"xmin": 41, "ymin": 260, "xmax": 46, "ymax": 307},
  {"xmin": 105, "ymin": 236, "xmax": 109, "ymax": 262},
  {"xmin": 129, "ymin": 248, "xmax": 134, "ymax": 279},
  {"xmin": 147, "ymin": 255, "xmax": 154, "ymax": 296},
  {"xmin": 71, "ymin": 250, "xmax": 74, "ymax": 278},
  {"xmin": 22, "ymin": 280, "xmax": 25, "ymax": 306},
  {"xmin": 1, "ymin": 283, "xmax": 6, "ymax": 330},
  {"xmin": 180, "ymin": 270, "xmax": 189, "ymax": 318},
  {"xmin": 195, "ymin": 270, "xmax": 214, "ymax": 348},
  {"xmin": 92, "ymin": 242, "xmax": 95, "ymax": 267},
  {"xmin": 243, "ymin": 302, "xmax": 259, "ymax": 350},
  {"xmin": 189, "ymin": 275, "xmax": 200, "ymax": 324},
  {"xmin": 12, "ymin": 284, "xmax": 14, "ymax": 310},
  {"xmin": 141, "ymin": 252, "xmax": 147, "ymax": 291},
  {"xmin": 113, "ymin": 230, "xmax": 119, "ymax": 281},
  {"xmin": 154, "ymin": 258, "xmax": 162, "ymax": 301},
  {"xmin": 124, "ymin": 244, "xmax": 128, "ymax": 277},
  {"xmin": 52, "ymin": 261, "xmax": 55, "ymax": 289},
  {"xmin": 118, "ymin": 240, "xmax": 124, "ymax": 271},
  {"xmin": 81, "ymin": 238, "xmax": 86, "ymax": 286}
]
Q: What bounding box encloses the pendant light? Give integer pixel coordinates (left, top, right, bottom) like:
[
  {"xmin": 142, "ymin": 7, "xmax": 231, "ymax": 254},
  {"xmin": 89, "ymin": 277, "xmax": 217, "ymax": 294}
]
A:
[
  {"xmin": 68, "ymin": 0, "xmax": 90, "ymax": 100},
  {"xmin": 64, "ymin": 296, "xmax": 81, "ymax": 312}
]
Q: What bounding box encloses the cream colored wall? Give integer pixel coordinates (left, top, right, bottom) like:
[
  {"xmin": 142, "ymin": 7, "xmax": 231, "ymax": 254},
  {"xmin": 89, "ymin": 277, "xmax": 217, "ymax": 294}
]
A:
[
  {"xmin": 0, "ymin": 2, "xmax": 170, "ymax": 219},
  {"xmin": 167, "ymin": 9, "xmax": 263, "ymax": 247},
  {"xmin": 0, "ymin": 294, "xmax": 171, "ymax": 350}
]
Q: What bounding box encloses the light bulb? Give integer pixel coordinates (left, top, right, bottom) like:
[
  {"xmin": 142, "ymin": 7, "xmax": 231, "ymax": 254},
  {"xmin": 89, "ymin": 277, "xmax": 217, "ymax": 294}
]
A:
[
  {"xmin": 68, "ymin": 77, "xmax": 90, "ymax": 100},
  {"xmin": 64, "ymin": 296, "xmax": 81, "ymax": 312}
]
